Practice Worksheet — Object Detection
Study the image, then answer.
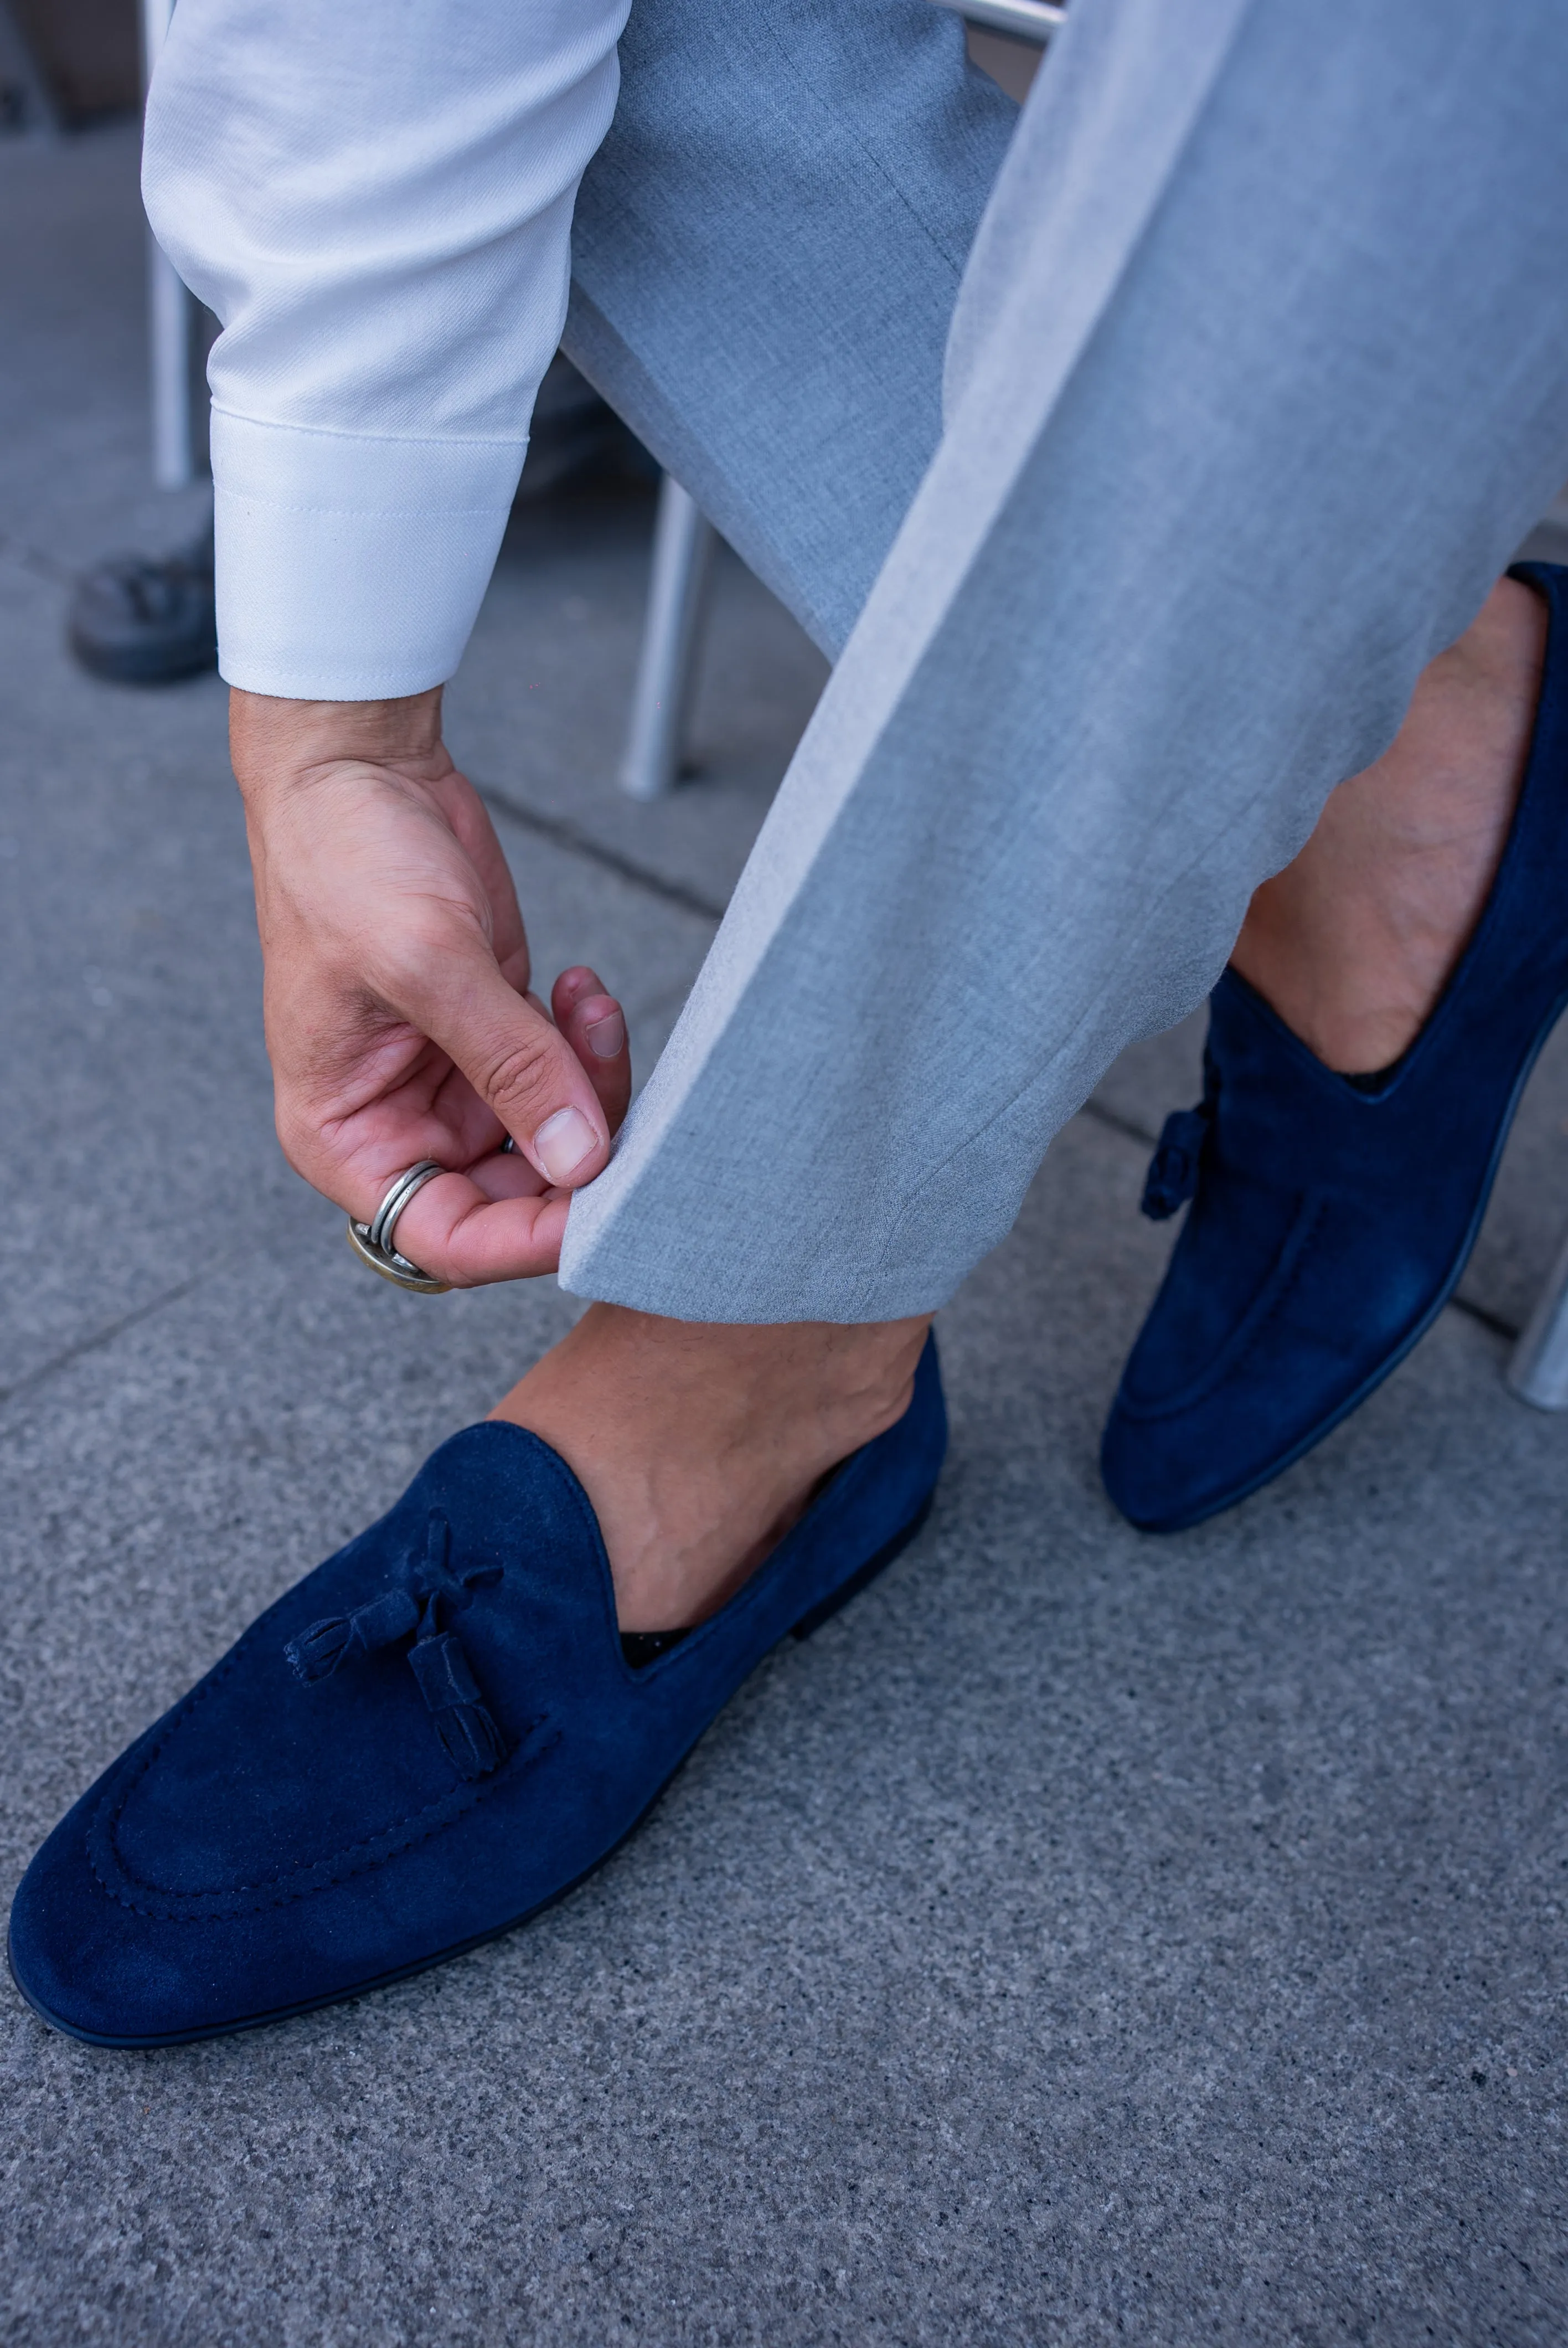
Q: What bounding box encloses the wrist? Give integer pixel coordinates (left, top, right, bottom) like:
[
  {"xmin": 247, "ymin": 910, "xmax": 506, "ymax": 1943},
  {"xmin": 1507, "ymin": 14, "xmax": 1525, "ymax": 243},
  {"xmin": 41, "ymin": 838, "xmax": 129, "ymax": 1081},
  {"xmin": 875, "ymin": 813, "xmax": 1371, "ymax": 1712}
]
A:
[{"xmin": 229, "ymin": 684, "xmax": 448, "ymax": 803}]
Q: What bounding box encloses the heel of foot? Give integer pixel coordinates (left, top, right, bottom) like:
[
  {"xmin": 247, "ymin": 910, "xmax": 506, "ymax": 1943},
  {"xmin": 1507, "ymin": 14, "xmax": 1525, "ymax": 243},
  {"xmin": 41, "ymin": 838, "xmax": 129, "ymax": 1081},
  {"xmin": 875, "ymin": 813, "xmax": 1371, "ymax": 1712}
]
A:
[{"xmin": 790, "ymin": 1496, "xmax": 935, "ymax": 1642}]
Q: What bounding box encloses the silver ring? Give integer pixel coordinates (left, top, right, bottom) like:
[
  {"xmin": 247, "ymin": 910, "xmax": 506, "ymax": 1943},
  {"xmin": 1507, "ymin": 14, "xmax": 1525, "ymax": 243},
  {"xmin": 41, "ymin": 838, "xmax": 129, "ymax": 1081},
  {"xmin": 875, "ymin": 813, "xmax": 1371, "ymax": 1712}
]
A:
[
  {"xmin": 347, "ymin": 1160, "xmax": 451, "ymax": 1294},
  {"xmin": 368, "ymin": 1159, "xmax": 444, "ymax": 1254}
]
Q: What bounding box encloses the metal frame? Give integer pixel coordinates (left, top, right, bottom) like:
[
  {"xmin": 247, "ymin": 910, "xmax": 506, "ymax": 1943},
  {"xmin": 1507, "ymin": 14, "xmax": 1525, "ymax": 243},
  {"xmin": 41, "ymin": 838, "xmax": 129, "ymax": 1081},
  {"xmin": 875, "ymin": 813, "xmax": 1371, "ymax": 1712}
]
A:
[
  {"xmin": 1508, "ymin": 1234, "xmax": 1568, "ymax": 1409},
  {"xmin": 617, "ymin": 474, "xmax": 718, "ymax": 801},
  {"xmin": 930, "ymin": 0, "xmax": 1064, "ymax": 40},
  {"xmin": 141, "ymin": 0, "xmax": 197, "ymax": 487}
]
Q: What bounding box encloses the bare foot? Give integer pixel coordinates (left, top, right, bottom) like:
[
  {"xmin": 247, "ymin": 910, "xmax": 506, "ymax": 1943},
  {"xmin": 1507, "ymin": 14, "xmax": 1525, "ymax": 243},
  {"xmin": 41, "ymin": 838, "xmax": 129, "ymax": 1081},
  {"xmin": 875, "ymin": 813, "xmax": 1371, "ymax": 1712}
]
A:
[
  {"xmin": 489, "ymin": 1307, "xmax": 932, "ymax": 1631},
  {"xmin": 1231, "ymin": 575, "xmax": 1547, "ymax": 1073}
]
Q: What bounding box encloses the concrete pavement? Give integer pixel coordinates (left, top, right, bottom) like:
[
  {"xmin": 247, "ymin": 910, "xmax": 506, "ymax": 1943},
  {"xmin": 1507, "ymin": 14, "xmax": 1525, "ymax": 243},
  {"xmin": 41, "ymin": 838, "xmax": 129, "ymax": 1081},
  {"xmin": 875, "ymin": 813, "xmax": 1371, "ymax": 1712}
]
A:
[{"xmin": 2, "ymin": 121, "xmax": 1566, "ymax": 2348}]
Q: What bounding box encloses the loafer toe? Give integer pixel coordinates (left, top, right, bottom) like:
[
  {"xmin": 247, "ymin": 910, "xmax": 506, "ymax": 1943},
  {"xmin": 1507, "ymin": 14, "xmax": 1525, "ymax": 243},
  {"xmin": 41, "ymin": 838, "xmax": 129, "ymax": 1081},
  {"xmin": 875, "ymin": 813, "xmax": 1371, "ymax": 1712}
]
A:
[
  {"xmin": 1103, "ymin": 560, "xmax": 1568, "ymax": 1531},
  {"xmin": 10, "ymin": 1341, "xmax": 946, "ymax": 2046}
]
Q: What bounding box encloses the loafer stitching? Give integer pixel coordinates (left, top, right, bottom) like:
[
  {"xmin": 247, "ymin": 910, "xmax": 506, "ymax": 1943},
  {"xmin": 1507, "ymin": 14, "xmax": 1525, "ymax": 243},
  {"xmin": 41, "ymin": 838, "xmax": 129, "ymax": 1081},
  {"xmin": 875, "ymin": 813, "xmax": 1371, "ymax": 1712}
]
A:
[
  {"xmin": 1116, "ymin": 1190, "xmax": 1327, "ymax": 1422},
  {"xmin": 85, "ymin": 1586, "xmax": 556, "ymax": 1917},
  {"xmin": 82, "ymin": 1427, "xmax": 606, "ymax": 1920},
  {"xmin": 89, "ymin": 1715, "xmax": 559, "ymax": 1921}
]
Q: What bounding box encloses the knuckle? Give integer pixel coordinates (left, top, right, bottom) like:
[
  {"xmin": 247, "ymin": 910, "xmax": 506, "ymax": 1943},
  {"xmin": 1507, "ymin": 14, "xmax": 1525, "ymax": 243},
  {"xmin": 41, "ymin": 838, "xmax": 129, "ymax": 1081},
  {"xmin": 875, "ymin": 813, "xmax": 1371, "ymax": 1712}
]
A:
[{"xmin": 479, "ymin": 1029, "xmax": 569, "ymax": 1123}]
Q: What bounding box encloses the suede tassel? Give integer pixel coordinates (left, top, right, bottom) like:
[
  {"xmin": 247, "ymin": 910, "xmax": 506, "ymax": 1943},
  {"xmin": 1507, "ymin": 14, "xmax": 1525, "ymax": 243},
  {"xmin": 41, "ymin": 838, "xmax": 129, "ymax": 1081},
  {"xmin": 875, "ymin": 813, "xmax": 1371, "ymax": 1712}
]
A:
[
  {"xmin": 285, "ymin": 1588, "xmax": 421, "ymax": 1683},
  {"xmin": 1141, "ymin": 1104, "xmax": 1214, "ymax": 1221},
  {"xmin": 282, "ymin": 1510, "xmax": 508, "ymax": 1780},
  {"xmin": 407, "ymin": 1629, "xmax": 508, "ymax": 1779}
]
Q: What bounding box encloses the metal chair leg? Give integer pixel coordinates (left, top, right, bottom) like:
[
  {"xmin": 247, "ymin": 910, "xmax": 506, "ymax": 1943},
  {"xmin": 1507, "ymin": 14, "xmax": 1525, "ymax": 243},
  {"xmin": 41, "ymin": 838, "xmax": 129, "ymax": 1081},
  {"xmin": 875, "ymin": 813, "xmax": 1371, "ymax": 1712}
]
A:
[
  {"xmin": 147, "ymin": 242, "xmax": 195, "ymax": 488},
  {"xmin": 618, "ymin": 473, "xmax": 716, "ymax": 801},
  {"xmin": 142, "ymin": 0, "xmax": 195, "ymax": 488},
  {"xmin": 1507, "ymin": 1224, "xmax": 1568, "ymax": 1409}
]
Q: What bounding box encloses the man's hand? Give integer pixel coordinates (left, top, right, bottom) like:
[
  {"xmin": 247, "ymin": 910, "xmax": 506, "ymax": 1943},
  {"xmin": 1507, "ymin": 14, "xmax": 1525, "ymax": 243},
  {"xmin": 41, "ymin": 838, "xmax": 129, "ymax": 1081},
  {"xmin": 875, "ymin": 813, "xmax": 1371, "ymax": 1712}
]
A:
[{"xmin": 231, "ymin": 686, "xmax": 631, "ymax": 1285}]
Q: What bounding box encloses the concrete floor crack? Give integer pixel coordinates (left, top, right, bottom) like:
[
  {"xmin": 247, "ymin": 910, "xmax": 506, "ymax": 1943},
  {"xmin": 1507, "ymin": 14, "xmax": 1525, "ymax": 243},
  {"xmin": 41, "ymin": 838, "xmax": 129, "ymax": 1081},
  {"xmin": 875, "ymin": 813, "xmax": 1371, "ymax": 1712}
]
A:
[
  {"xmin": 476, "ymin": 779, "xmax": 727, "ymax": 925},
  {"xmin": 0, "ymin": 1254, "xmax": 243, "ymax": 1417}
]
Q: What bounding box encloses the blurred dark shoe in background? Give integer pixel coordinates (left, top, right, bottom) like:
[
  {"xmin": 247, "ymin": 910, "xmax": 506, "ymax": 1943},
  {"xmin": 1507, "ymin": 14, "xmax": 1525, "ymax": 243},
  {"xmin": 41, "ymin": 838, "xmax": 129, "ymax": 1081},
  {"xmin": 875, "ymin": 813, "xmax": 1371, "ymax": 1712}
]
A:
[
  {"xmin": 67, "ymin": 525, "xmax": 217, "ymax": 685},
  {"xmin": 64, "ymin": 358, "xmax": 653, "ymax": 686}
]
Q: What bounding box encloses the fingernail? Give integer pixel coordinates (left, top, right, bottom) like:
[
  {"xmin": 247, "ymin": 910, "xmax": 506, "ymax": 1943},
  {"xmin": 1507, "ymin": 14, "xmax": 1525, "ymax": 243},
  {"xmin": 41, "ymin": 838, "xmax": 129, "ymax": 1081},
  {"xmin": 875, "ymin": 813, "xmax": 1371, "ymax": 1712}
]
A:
[
  {"xmin": 533, "ymin": 1105, "xmax": 600, "ymax": 1183},
  {"xmin": 584, "ymin": 1010, "xmax": 626, "ymax": 1060}
]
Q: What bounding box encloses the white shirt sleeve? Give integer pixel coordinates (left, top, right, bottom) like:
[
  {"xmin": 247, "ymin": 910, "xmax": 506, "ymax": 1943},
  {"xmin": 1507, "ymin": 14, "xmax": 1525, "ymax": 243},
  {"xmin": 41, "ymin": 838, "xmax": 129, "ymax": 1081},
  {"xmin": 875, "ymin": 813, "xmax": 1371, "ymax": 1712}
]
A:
[{"xmin": 142, "ymin": 0, "xmax": 628, "ymax": 698}]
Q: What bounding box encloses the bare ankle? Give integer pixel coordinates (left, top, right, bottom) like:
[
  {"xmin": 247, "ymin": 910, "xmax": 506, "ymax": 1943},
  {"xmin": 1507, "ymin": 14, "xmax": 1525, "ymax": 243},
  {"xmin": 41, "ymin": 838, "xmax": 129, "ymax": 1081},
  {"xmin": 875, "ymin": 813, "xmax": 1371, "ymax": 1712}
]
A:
[
  {"xmin": 1232, "ymin": 575, "xmax": 1545, "ymax": 1072},
  {"xmin": 490, "ymin": 1308, "xmax": 932, "ymax": 1632}
]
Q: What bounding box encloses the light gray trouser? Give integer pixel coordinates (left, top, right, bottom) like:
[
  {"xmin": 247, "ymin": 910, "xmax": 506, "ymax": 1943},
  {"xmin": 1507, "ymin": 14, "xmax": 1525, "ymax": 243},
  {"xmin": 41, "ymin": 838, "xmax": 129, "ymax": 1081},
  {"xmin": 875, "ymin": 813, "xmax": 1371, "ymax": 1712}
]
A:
[{"xmin": 560, "ymin": 0, "xmax": 1568, "ymax": 1324}]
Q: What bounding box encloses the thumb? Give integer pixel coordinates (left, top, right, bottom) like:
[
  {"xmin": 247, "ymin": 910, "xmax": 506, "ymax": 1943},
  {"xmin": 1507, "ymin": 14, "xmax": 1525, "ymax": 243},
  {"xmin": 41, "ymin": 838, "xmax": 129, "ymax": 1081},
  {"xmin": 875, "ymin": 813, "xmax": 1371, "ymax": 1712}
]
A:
[{"xmin": 411, "ymin": 947, "xmax": 612, "ymax": 1188}]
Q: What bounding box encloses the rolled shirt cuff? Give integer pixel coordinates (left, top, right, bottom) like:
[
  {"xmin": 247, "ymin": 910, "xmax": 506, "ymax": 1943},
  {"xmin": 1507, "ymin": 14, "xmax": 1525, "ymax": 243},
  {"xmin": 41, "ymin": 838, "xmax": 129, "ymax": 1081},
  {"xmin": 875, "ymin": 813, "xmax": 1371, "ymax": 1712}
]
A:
[{"xmin": 210, "ymin": 409, "xmax": 526, "ymax": 699}]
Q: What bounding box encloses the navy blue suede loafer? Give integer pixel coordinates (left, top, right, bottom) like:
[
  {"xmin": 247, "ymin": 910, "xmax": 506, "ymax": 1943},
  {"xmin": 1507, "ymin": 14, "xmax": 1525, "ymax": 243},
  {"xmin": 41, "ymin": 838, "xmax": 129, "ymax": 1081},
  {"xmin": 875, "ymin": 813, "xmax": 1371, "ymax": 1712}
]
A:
[
  {"xmin": 9, "ymin": 1338, "xmax": 945, "ymax": 2047},
  {"xmin": 1102, "ymin": 560, "xmax": 1568, "ymax": 1533}
]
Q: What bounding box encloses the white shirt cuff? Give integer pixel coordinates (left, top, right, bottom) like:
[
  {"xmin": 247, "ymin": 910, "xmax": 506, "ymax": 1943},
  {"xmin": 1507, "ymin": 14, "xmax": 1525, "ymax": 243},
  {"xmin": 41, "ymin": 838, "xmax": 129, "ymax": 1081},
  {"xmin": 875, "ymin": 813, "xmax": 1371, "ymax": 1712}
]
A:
[{"xmin": 211, "ymin": 409, "xmax": 525, "ymax": 699}]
